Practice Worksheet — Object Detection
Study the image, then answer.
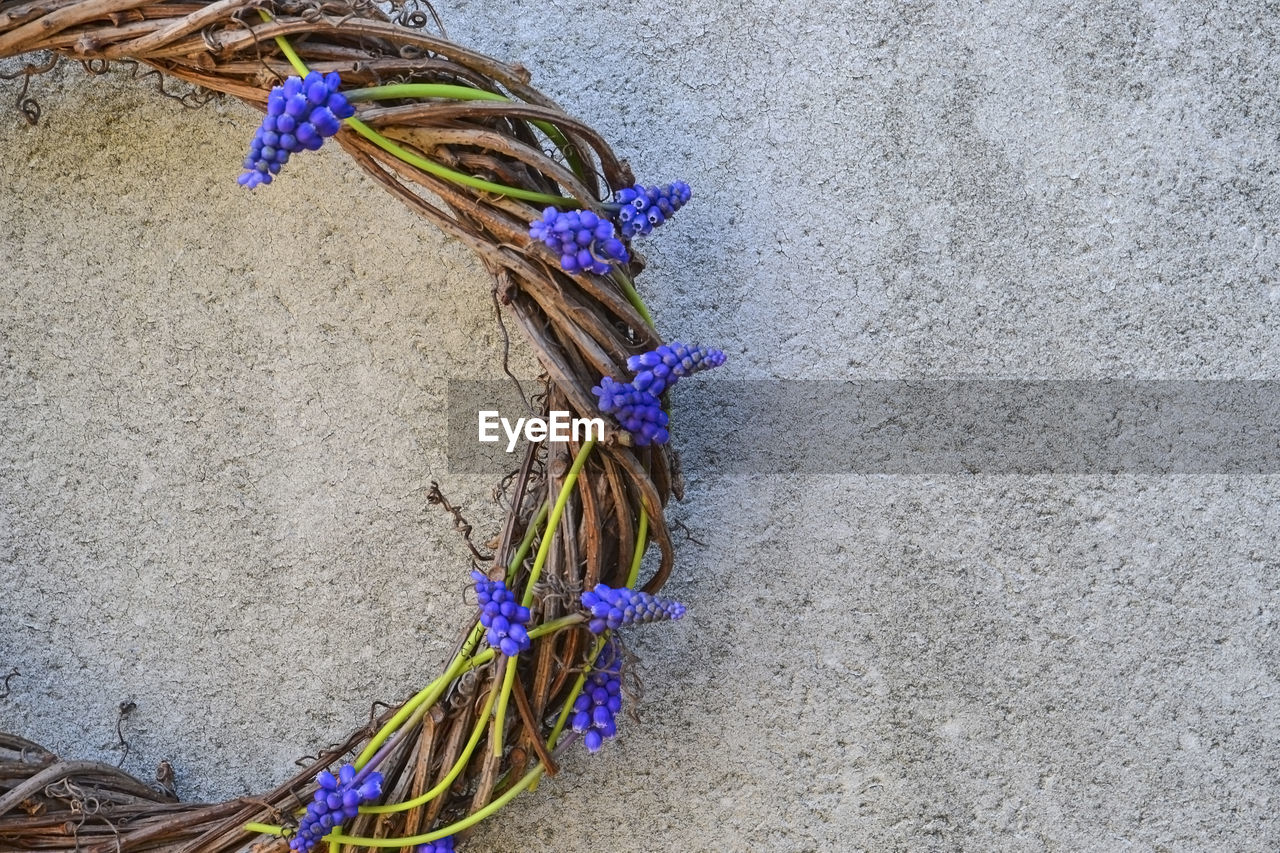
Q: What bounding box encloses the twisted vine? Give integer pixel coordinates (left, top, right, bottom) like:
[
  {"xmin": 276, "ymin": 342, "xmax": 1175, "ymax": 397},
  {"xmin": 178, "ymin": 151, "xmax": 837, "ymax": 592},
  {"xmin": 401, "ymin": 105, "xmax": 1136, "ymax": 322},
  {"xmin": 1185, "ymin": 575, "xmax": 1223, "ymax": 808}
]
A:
[{"xmin": 0, "ymin": 1, "xmax": 700, "ymax": 850}]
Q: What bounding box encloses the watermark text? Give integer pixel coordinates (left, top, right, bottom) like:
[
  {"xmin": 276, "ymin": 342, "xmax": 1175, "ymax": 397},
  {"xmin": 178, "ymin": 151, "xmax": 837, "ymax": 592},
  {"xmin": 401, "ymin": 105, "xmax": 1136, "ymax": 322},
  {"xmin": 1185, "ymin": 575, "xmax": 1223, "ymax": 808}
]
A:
[{"xmin": 478, "ymin": 410, "xmax": 605, "ymax": 452}]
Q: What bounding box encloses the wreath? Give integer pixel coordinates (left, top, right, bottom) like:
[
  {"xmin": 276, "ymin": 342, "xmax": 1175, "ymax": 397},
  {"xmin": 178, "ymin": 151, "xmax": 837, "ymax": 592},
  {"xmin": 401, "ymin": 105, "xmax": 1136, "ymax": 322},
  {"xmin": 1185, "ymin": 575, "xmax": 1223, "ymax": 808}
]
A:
[{"xmin": 0, "ymin": 2, "xmax": 722, "ymax": 850}]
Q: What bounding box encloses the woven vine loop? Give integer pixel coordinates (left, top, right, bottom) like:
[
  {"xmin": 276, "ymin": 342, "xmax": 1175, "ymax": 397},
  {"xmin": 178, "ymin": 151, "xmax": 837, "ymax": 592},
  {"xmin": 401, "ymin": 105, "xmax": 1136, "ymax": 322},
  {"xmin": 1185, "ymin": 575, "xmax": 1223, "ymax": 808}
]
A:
[{"xmin": 0, "ymin": 1, "xmax": 704, "ymax": 850}]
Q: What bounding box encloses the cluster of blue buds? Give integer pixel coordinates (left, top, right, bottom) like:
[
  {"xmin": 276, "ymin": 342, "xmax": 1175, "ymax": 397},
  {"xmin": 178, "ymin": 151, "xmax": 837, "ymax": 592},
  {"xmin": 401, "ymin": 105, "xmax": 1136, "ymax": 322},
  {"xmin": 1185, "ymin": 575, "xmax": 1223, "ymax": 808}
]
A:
[
  {"xmin": 527, "ymin": 181, "xmax": 689, "ymax": 277},
  {"xmin": 592, "ymin": 341, "xmax": 725, "ymax": 446},
  {"xmin": 415, "ymin": 838, "xmax": 455, "ymax": 853},
  {"xmin": 627, "ymin": 342, "xmax": 727, "ymax": 396},
  {"xmin": 239, "ymin": 72, "xmax": 355, "ymax": 189},
  {"xmin": 472, "ymin": 570, "xmax": 532, "ymax": 656},
  {"xmin": 593, "ymin": 376, "xmax": 669, "ymax": 445},
  {"xmin": 291, "ymin": 764, "xmax": 383, "ymax": 852},
  {"xmin": 614, "ymin": 182, "xmax": 692, "ymax": 239},
  {"xmin": 571, "ymin": 642, "xmax": 624, "ymax": 752},
  {"xmin": 580, "ymin": 583, "xmax": 686, "ymax": 635},
  {"xmin": 529, "ymin": 208, "xmax": 630, "ymax": 275}
]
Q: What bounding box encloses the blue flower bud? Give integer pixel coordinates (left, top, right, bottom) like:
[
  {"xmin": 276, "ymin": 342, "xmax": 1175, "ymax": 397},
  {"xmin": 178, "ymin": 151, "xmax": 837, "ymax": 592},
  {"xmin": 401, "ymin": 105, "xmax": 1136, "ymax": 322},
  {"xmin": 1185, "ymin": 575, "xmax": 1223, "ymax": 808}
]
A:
[
  {"xmin": 239, "ymin": 73, "xmax": 353, "ymax": 190},
  {"xmin": 527, "ymin": 207, "xmax": 630, "ymax": 276},
  {"xmin": 306, "ymin": 79, "xmax": 329, "ymax": 105},
  {"xmin": 580, "ymin": 583, "xmax": 686, "ymax": 633},
  {"xmin": 290, "ymin": 764, "xmax": 382, "ymax": 852},
  {"xmin": 611, "ymin": 181, "xmax": 692, "ymax": 239},
  {"xmin": 573, "ymin": 642, "xmax": 625, "ymax": 754},
  {"xmin": 591, "ymin": 341, "xmax": 724, "ymax": 445},
  {"xmin": 471, "ymin": 570, "xmax": 531, "ymax": 656}
]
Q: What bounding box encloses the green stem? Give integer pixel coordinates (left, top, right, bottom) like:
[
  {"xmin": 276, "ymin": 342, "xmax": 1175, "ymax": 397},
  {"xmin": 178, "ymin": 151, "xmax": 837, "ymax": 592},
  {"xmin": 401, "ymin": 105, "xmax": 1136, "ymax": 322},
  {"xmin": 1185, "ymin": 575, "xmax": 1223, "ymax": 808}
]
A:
[
  {"xmin": 529, "ymin": 633, "xmax": 609, "ymax": 795},
  {"xmin": 353, "ymin": 653, "xmax": 465, "ymax": 770},
  {"xmin": 243, "ymin": 822, "xmax": 283, "ymax": 837},
  {"xmin": 546, "ymin": 635, "xmax": 608, "ymax": 751},
  {"xmin": 460, "ymin": 621, "xmax": 486, "ymax": 663},
  {"xmin": 345, "ymin": 83, "xmax": 509, "ymax": 103},
  {"xmin": 257, "ymin": 10, "xmax": 309, "ymax": 77},
  {"xmin": 328, "ymin": 764, "xmax": 547, "ymax": 848},
  {"xmin": 455, "ymin": 613, "xmax": 585, "ymax": 681},
  {"xmin": 522, "ymin": 440, "xmax": 596, "ymax": 608},
  {"xmin": 528, "ymin": 613, "xmax": 587, "ymax": 639},
  {"xmin": 360, "ymin": 675, "xmax": 501, "ymax": 815},
  {"xmin": 627, "ymin": 509, "xmax": 649, "ymax": 588},
  {"xmin": 610, "ymin": 269, "xmax": 656, "ymax": 331},
  {"xmin": 462, "ymin": 646, "xmax": 495, "ymax": 672},
  {"xmin": 506, "ymin": 500, "xmax": 550, "ymax": 583},
  {"xmin": 490, "ymin": 655, "xmax": 519, "ymax": 757},
  {"xmin": 344, "ymin": 116, "xmax": 571, "ymax": 205},
  {"xmin": 343, "ymin": 85, "xmax": 590, "ymax": 183},
  {"xmin": 241, "ymin": 621, "xmax": 586, "ymax": 836}
]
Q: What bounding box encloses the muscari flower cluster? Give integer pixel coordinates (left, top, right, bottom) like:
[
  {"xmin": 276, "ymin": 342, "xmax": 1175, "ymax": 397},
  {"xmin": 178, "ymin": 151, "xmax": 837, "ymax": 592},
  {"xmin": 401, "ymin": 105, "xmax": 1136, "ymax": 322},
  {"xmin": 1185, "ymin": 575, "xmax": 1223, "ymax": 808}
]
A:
[
  {"xmin": 291, "ymin": 764, "xmax": 383, "ymax": 852},
  {"xmin": 571, "ymin": 642, "xmax": 624, "ymax": 753},
  {"xmin": 472, "ymin": 570, "xmax": 532, "ymax": 656},
  {"xmin": 580, "ymin": 583, "xmax": 686, "ymax": 635},
  {"xmin": 592, "ymin": 341, "xmax": 726, "ymax": 446},
  {"xmin": 627, "ymin": 341, "xmax": 726, "ymax": 396},
  {"xmin": 415, "ymin": 838, "xmax": 455, "ymax": 853},
  {"xmin": 239, "ymin": 72, "xmax": 355, "ymax": 189},
  {"xmin": 615, "ymin": 181, "xmax": 692, "ymax": 239},
  {"xmin": 592, "ymin": 375, "xmax": 670, "ymax": 446},
  {"xmin": 529, "ymin": 208, "xmax": 630, "ymax": 275},
  {"xmin": 528, "ymin": 181, "xmax": 690, "ymax": 277}
]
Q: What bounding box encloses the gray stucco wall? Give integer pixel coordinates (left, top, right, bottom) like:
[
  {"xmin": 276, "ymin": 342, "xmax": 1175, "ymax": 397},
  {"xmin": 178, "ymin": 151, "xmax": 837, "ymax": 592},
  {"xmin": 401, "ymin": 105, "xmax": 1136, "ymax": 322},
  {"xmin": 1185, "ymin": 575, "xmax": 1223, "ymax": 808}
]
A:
[{"xmin": 2, "ymin": 2, "xmax": 1277, "ymax": 850}]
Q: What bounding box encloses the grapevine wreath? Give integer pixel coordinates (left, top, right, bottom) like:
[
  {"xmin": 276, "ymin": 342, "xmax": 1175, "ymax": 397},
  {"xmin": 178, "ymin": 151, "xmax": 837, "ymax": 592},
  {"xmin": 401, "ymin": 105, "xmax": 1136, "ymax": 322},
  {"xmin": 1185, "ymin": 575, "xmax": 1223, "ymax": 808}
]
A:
[{"xmin": 0, "ymin": 1, "xmax": 724, "ymax": 850}]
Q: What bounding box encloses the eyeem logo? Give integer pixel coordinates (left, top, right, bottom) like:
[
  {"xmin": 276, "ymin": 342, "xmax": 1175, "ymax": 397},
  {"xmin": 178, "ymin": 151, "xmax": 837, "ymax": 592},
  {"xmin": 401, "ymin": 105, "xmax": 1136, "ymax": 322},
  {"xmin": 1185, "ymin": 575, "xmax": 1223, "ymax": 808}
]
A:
[{"xmin": 478, "ymin": 411, "xmax": 605, "ymax": 452}]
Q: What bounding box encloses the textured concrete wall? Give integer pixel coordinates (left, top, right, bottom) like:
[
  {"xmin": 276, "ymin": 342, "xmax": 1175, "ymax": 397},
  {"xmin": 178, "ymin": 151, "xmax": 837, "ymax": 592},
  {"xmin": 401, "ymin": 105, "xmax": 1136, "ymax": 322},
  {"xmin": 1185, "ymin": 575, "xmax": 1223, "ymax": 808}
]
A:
[{"xmin": 2, "ymin": 1, "xmax": 1278, "ymax": 850}]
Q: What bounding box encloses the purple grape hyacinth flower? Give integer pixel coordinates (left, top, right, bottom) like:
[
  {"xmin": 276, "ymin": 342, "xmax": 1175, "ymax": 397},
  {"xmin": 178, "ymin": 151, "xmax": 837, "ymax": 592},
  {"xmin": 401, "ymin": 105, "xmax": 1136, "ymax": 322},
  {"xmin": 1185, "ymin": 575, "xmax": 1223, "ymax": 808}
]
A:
[
  {"xmin": 528, "ymin": 207, "xmax": 630, "ymax": 276},
  {"xmin": 571, "ymin": 641, "xmax": 624, "ymax": 753},
  {"xmin": 239, "ymin": 71, "xmax": 355, "ymax": 189},
  {"xmin": 472, "ymin": 570, "xmax": 532, "ymax": 656},
  {"xmin": 416, "ymin": 838, "xmax": 455, "ymax": 853},
  {"xmin": 290, "ymin": 763, "xmax": 383, "ymax": 852},
  {"xmin": 580, "ymin": 583, "xmax": 686, "ymax": 635},
  {"xmin": 613, "ymin": 181, "xmax": 692, "ymax": 239},
  {"xmin": 592, "ymin": 341, "xmax": 725, "ymax": 446},
  {"xmin": 626, "ymin": 341, "xmax": 727, "ymax": 396},
  {"xmin": 593, "ymin": 376, "xmax": 670, "ymax": 446}
]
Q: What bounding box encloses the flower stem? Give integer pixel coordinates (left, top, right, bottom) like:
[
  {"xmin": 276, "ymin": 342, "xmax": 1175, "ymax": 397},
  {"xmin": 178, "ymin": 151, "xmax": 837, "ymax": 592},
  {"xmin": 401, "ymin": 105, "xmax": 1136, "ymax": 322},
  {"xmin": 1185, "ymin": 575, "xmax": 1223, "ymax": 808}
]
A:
[
  {"xmin": 256, "ymin": 10, "xmax": 308, "ymax": 77},
  {"xmin": 506, "ymin": 500, "xmax": 550, "ymax": 583},
  {"xmin": 627, "ymin": 509, "xmax": 649, "ymax": 588},
  {"xmin": 356, "ymin": 681, "xmax": 438, "ymax": 782},
  {"xmin": 545, "ymin": 635, "xmax": 607, "ymax": 751},
  {"xmin": 243, "ymin": 822, "xmax": 283, "ymax": 837},
  {"xmin": 459, "ymin": 621, "xmax": 486, "ymax": 664},
  {"xmin": 343, "ymin": 83, "xmax": 509, "ymax": 102},
  {"xmin": 610, "ymin": 269, "xmax": 656, "ymax": 331},
  {"xmin": 490, "ymin": 654, "xmax": 519, "ymax": 757},
  {"xmin": 353, "ymin": 652, "xmax": 466, "ymax": 770},
  {"xmin": 529, "ymin": 633, "xmax": 608, "ymax": 795},
  {"xmin": 328, "ymin": 764, "xmax": 547, "ymax": 847},
  {"xmin": 459, "ymin": 613, "xmax": 586, "ymax": 675},
  {"xmin": 521, "ymin": 440, "xmax": 595, "ymax": 608},
  {"xmin": 342, "ymin": 84, "xmax": 591, "ymax": 183},
  {"xmin": 359, "ymin": 673, "xmax": 501, "ymax": 814},
  {"xmin": 343, "ymin": 117, "xmax": 571, "ymax": 205}
]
